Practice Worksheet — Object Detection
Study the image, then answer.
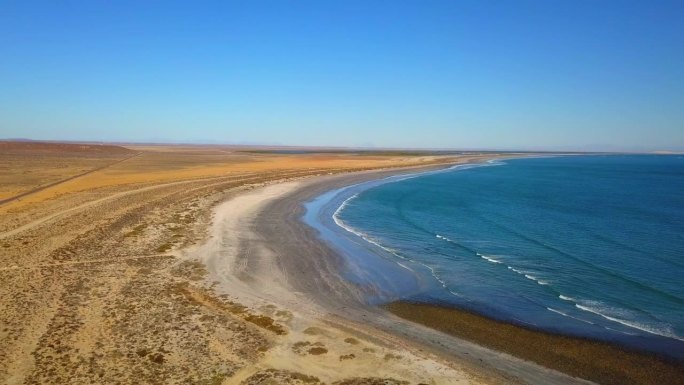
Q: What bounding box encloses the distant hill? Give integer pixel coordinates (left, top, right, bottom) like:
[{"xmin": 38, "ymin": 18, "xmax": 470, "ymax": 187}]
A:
[{"xmin": 0, "ymin": 140, "xmax": 134, "ymax": 154}]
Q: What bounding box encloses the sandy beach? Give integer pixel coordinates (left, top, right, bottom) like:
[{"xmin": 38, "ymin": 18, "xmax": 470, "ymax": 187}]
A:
[
  {"xmin": 182, "ymin": 164, "xmax": 605, "ymax": 384},
  {"xmin": 183, "ymin": 180, "xmax": 481, "ymax": 384}
]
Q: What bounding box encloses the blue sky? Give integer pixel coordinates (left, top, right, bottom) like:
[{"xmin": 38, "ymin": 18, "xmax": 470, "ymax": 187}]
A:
[{"xmin": 1, "ymin": 1, "xmax": 683, "ymax": 150}]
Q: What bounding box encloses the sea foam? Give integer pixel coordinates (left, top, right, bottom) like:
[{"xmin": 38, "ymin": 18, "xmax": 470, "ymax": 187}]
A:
[
  {"xmin": 574, "ymin": 302, "xmax": 684, "ymax": 341},
  {"xmin": 477, "ymin": 253, "xmax": 503, "ymax": 264}
]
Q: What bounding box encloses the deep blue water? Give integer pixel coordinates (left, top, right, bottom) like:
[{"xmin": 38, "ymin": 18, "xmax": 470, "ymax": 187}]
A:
[{"xmin": 303, "ymin": 155, "xmax": 684, "ymax": 359}]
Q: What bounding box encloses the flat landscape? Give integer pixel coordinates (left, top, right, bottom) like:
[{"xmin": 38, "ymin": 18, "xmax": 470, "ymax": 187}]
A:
[
  {"xmin": 3, "ymin": 2, "xmax": 683, "ymax": 384},
  {"xmin": 0, "ymin": 141, "xmax": 497, "ymax": 385}
]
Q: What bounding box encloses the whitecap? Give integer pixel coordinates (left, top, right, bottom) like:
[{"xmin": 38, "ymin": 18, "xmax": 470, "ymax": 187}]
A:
[
  {"xmin": 574, "ymin": 302, "xmax": 684, "ymax": 341},
  {"xmin": 396, "ymin": 262, "xmax": 414, "ymax": 272},
  {"xmin": 477, "ymin": 253, "xmax": 503, "ymax": 264},
  {"xmin": 421, "ymin": 262, "xmax": 449, "ymax": 289},
  {"xmin": 546, "ymin": 307, "xmax": 595, "ymax": 325},
  {"xmin": 435, "ymin": 234, "xmax": 455, "ymax": 242}
]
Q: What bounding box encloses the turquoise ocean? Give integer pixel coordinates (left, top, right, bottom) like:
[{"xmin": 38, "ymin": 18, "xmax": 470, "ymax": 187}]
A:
[{"xmin": 304, "ymin": 155, "xmax": 684, "ymax": 359}]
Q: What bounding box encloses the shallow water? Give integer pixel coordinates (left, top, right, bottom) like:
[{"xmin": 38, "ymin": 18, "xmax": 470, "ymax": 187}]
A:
[{"xmin": 303, "ymin": 155, "xmax": 684, "ymax": 358}]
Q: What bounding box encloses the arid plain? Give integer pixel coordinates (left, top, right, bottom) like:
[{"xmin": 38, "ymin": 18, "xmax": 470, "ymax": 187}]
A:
[{"xmin": 0, "ymin": 141, "xmax": 503, "ymax": 385}]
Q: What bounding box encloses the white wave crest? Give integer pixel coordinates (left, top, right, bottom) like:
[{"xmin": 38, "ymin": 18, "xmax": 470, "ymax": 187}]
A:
[
  {"xmin": 435, "ymin": 234, "xmax": 455, "ymax": 242},
  {"xmin": 420, "ymin": 262, "xmax": 449, "ymax": 289},
  {"xmin": 574, "ymin": 302, "xmax": 684, "ymax": 342},
  {"xmin": 477, "ymin": 253, "xmax": 503, "ymax": 264},
  {"xmin": 485, "ymin": 159, "xmax": 507, "ymax": 166},
  {"xmin": 333, "ymin": 197, "xmax": 463, "ymax": 298},
  {"xmin": 334, "ymin": 193, "xmax": 358, "ymax": 215},
  {"xmin": 546, "ymin": 307, "xmax": 595, "ymax": 325},
  {"xmin": 332, "ymin": 197, "xmax": 409, "ymax": 263},
  {"xmin": 524, "ymin": 274, "xmax": 549, "ymax": 285},
  {"xmin": 604, "ymin": 326, "xmax": 638, "ymax": 336},
  {"xmin": 395, "ymin": 262, "xmax": 414, "ymax": 272}
]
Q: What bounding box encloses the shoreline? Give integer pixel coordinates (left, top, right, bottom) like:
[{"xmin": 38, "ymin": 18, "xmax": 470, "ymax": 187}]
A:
[
  {"xmin": 305, "ymin": 155, "xmax": 684, "ymax": 356},
  {"xmin": 188, "ymin": 155, "xmax": 609, "ymax": 384},
  {"xmin": 183, "ymin": 162, "xmax": 510, "ymax": 384},
  {"xmin": 385, "ymin": 301, "xmax": 684, "ymax": 385},
  {"xmin": 292, "ymin": 156, "xmax": 684, "ymax": 385}
]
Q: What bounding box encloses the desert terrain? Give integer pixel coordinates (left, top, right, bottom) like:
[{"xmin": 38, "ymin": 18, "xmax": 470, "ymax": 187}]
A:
[{"xmin": 0, "ymin": 141, "xmax": 502, "ymax": 385}]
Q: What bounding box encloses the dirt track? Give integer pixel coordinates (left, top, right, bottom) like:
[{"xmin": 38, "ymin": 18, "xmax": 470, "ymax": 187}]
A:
[{"xmin": 0, "ymin": 153, "xmax": 141, "ymax": 206}]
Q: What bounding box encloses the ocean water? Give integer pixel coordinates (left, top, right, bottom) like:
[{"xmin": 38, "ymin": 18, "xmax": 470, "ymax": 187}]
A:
[{"xmin": 303, "ymin": 155, "xmax": 684, "ymax": 358}]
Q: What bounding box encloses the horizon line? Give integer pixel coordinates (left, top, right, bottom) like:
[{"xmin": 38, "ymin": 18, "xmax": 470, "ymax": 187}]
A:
[{"xmin": 2, "ymin": 137, "xmax": 681, "ymax": 155}]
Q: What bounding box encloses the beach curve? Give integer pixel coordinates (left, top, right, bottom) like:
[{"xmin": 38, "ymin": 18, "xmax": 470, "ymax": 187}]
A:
[{"xmin": 183, "ymin": 163, "xmax": 598, "ymax": 385}]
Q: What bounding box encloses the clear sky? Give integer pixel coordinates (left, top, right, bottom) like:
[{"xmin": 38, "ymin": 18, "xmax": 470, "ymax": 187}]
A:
[{"xmin": 1, "ymin": 1, "xmax": 683, "ymax": 150}]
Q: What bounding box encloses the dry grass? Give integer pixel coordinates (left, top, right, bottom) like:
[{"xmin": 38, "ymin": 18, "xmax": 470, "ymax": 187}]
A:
[
  {"xmin": 0, "ymin": 142, "xmax": 480, "ymax": 384},
  {"xmin": 0, "ymin": 153, "xmax": 128, "ymax": 200},
  {"xmin": 241, "ymin": 369, "xmax": 323, "ymax": 385},
  {"xmin": 0, "ymin": 143, "xmax": 461, "ymax": 211}
]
